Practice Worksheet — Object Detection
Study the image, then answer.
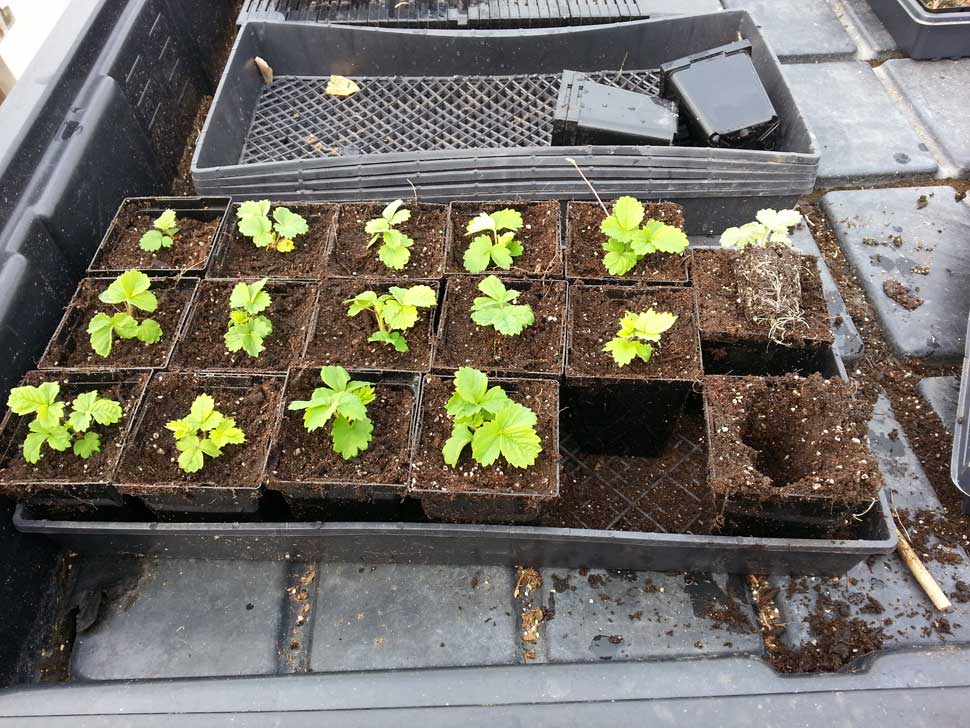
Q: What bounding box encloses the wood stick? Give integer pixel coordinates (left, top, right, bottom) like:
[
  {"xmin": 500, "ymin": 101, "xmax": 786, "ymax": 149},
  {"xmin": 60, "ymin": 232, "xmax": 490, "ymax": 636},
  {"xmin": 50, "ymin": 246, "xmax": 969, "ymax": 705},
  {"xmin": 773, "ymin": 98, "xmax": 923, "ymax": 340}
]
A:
[{"xmin": 896, "ymin": 526, "xmax": 952, "ymax": 611}]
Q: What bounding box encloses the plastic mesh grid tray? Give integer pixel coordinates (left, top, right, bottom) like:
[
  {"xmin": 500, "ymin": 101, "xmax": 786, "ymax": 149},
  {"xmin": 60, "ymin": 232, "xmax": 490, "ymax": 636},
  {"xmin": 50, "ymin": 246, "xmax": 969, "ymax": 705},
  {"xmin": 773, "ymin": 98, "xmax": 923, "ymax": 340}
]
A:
[
  {"xmin": 239, "ymin": 70, "xmax": 662, "ymax": 164},
  {"xmin": 548, "ymin": 420, "xmax": 711, "ymax": 534}
]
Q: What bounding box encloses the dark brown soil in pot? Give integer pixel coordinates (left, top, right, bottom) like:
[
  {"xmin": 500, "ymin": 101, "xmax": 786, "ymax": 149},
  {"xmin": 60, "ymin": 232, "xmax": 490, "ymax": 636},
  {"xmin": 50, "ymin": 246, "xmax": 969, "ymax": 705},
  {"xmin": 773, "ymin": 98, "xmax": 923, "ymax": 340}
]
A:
[
  {"xmin": 116, "ymin": 372, "xmax": 283, "ymax": 491},
  {"xmin": 566, "ymin": 284, "xmax": 701, "ymax": 380},
  {"xmin": 211, "ymin": 202, "xmax": 336, "ymax": 279},
  {"xmin": 268, "ymin": 369, "xmax": 416, "ymax": 496},
  {"xmin": 410, "ymin": 375, "xmax": 559, "ymax": 522},
  {"xmin": 566, "ymin": 201, "xmax": 689, "ymax": 283},
  {"xmin": 171, "ymin": 279, "xmax": 318, "ymax": 373},
  {"xmin": 39, "ymin": 277, "xmax": 197, "ymax": 370},
  {"xmin": 0, "ymin": 371, "xmax": 150, "ymax": 498},
  {"xmin": 328, "ymin": 202, "xmax": 447, "ymax": 279},
  {"xmin": 434, "ymin": 276, "xmax": 566, "ymax": 376},
  {"xmin": 303, "ymin": 279, "xmax": 438, "ymax": 372},
  {"xmin": 705, "ymin": 374, "xmax": 884, "ymax": 525},
  {"xmin": 92, "ymin": 200, "xmax": 222, "ymax": 273},
  {"xmin": 446, "ymin": 200, "xmax": 563, "ymax": 277}
]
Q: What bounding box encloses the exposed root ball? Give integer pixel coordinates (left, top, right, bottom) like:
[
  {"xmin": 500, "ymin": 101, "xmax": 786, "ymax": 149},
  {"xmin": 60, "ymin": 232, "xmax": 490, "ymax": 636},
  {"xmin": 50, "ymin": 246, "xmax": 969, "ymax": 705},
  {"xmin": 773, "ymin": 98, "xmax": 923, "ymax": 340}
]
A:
[{"xmin": 734, "ymin": 245, "xmax": 807, "ymax": 344}]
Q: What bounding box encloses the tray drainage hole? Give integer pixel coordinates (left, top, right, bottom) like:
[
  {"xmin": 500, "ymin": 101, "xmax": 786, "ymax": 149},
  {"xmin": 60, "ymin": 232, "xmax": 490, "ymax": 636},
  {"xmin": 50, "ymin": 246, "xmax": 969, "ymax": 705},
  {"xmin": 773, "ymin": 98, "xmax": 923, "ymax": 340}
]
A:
[{"xmin": 740, "ymin": 410, "xmax": 813, "ymax": 489}]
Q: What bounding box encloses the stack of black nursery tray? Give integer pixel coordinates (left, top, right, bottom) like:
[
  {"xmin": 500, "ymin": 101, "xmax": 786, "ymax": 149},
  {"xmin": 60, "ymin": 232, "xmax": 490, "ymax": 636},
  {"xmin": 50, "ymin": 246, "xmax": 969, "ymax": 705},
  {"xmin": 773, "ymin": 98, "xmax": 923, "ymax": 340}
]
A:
[{"xmin": 4, "ymin": 194, "xmax": 896, "ymax": 575}]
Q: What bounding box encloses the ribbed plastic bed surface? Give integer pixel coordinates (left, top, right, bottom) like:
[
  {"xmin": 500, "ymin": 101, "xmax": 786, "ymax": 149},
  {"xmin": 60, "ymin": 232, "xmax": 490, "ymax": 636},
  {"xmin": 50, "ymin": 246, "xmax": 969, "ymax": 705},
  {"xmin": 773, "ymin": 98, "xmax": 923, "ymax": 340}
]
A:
[{"xmin": 239, "ymin": 70, "xmax": 662, "ymax": 163}]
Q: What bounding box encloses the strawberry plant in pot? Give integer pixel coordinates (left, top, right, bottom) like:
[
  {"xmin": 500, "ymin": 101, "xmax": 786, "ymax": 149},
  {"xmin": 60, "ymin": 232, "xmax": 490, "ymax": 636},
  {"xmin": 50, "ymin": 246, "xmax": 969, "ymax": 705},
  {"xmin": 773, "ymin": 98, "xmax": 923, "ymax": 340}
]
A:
[
  {"xmin": 267, "ymin": 367, "xmax": 419, "ymax": 518},
  {"xmin": 565, "ymin": 284, "xmax": 702, "ymax": 456},
  {"xmin": 694, "ymin": 210, "xmax": 834, "ymax": 375},
  {"xmin": 87, "ymin": 197, "xmax": 228, "ymax": 275},
  {"xmin": 704, "ymin": 374, "xmax": 884, "ymax": 536},
  {"xmin": 566, "ymin": 198, "xmax": 690, "ymax": 283},
  {"xmin": 39, "ymin": 273, "xmax": 198, "ymax": 370},
  {"xmin": 114, "ymin": 372, "xmax": 284, "ymax": 516},
  {"xmin": 446, "ymin": 201, "xmax": 563, "ymax": 277},
  {"xmin": 409, "ymin": 368, "xmax": 559, "ymax": 524},
  {"xmin": 327, "ymin": 199, "xmax": 448, "ymax": 278},
  {"xmin": 210, "ymin": 200, "xmax": 337, "ymax": 279},
  {"xmin": 171, "ymin": 278, "xmax": 319, "ymax": 373},
  {"xmin": 433, "ymin": 275, "xmax": 567, "ymax": 377},
  {"xmin": 0, "ymin": 371, "xmax": 149, "ymax": 513},
  {"xmin": 303, "ymin": 279, "xmax": 439, "ymax": 372}
]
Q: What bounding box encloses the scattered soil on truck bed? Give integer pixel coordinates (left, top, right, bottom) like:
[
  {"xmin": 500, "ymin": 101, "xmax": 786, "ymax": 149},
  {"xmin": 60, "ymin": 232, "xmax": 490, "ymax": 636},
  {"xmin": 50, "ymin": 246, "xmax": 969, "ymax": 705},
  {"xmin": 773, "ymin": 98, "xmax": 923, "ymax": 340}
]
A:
[{"xmin": 801, "ymin": 185, "xmax": 970, "ymax": 553}]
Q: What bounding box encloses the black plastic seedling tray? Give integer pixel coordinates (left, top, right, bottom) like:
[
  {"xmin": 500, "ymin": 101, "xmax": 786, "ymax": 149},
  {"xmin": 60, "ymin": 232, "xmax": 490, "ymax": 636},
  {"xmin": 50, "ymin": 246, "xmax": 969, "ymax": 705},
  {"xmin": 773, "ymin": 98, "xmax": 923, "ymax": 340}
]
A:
[
  {"xmin": 951, "ymin": 313, "xmax": 970, "ymax": 513},
  {"xmin": 867, "ymin": 0, "xmax": 970, "ymax": 60},
  {"xmin": 12, "ymin": 488, "xmax": 896, "ymax": 575},
  {"xmin": 192, "ymin": 13, "xmax": 819, "ymax": 232}
]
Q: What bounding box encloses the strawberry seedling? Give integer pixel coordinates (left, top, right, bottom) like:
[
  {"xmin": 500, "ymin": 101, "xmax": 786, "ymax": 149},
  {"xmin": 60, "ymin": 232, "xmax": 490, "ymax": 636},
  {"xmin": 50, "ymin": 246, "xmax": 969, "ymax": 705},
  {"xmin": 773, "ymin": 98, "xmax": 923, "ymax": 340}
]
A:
[
  {"xmin": 441, "ymin": 367, "xmax": 541, "ymax": 469},
  {"xmin": 463, "ymin": 208, "xmax": 525, "ymax": 273},
  {"xmin": 165, "ymin": 394, "xmax": 245, "ymax": 473},
  {"xmin": 225, "ymin": 278, "xmax": 273, "ymax": 358},
  {"xmin": 236, "ymin": 199, "xmax": 308, "ymax": 253},
  {"xmin": 603, "ymin": 309, "xmax": 678, "ymax": 367},
  {"xmin": 345, "ymin": 284, "xmax": 437, "ymax": 353},
  {"xmin": 87, "ymin": 270, "xmax": 163, "ymax": 357},
  {"xmin": 469, "ymin": 275, "xmax": 535, "ymax": 336},
  {"xmin": 601, "ymin": 197, "xmax": 688, "ymax": 276},
  {"xmin": 139, "ymin": 209, "xmax": 179, "ymax": 252},
  {"xmin": 288, "ymin": 366, "xmax": 375, "ymax": 459},
  {"xmin": 719, "ymin": 208, "xmax": 801, "ymax": 249},
  {"xmin": 364, "ymin": 199, "xmax": 414, "ymax": 271},
  {"xmin": 6, "ymin": 382, "xmax": 123, "ymax": 463}
]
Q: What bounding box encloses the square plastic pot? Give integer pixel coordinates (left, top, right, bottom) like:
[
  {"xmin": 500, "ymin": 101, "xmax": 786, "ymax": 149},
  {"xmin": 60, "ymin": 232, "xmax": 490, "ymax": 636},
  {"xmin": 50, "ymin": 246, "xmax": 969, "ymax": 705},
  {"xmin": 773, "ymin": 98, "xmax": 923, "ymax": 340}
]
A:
[
  {"xmin": 867, "ymin": 0, "xmax": 970, "ymax": 60},
  {"xmin": 410, "ymin": 375, "xmax": 560, "ymax": 525},
  {"xmin": 433, "ymin": 275, "xmax": 568, "ymax": 378},
  {"xmin": 553, "ymin": 70, "xmax": 678, "ymax": 146},
  {"xmin": 445, "ymin": 200, "xmax": 564, "ymax": 278},
  {"xmin": 207, "ymin": 201, "xmax": 338, "ymax": 280},
  {"xmin": 661, "ymin": 40, "xmax": 779, "ymax": 149},
  {"xmin": 37, "ymin": 276, "xmax": 200, "ymax": 372},
  {"xmin": 325, "ymin": 201, "xmax": 449, "ymax": 280},
  {"xmin": 114, "ymin": 371, "xmax": 286, "ymax": 517},
  {"xmin": 266, "ymin": 368, "xmax": 421, "ymax": 520},
  {"xmin": 87, "ymin": 196, "xmax": 231, "ymax": 277},
  {"xmin": 704, "ymin": 374, "xmax": 885, "ymax": 532},
  {"xmin": 170, "ymin": 279, "xmax": 320, "ymax": 374},
  {"xmin": 0, "ymin": 370, "xmax": 151, "ymax": 514},
  {"xmin": 302, "ymin": 278, "xmax": 441, "ymax": 374}
]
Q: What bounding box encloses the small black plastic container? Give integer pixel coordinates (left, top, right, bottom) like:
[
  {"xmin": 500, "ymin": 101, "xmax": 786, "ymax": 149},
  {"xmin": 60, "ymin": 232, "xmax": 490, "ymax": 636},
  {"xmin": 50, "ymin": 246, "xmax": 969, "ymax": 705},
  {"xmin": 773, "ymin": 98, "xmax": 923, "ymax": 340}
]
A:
[
  {"xmin": 553, "ymin": 70, "xmax": 678, "ymax": 146},
  {"xmin": 661, "ymin": 40, "xmax": 779, "ymax": 150},
  {"xmin": 868, "ymin": 0, "xmax": 970, "ymax": 60}
]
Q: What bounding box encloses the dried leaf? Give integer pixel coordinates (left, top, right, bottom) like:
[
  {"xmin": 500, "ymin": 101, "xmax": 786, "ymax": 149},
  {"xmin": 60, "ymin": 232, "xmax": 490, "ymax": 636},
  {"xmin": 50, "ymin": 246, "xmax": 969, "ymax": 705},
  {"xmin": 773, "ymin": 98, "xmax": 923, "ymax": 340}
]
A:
[
  {"xmin": 326, "ymin": 74, "xmax": 361, "ymax": 97},
  {"xmin": 254, "ymin": 56, "xmax": 273, "ymax": 85}
]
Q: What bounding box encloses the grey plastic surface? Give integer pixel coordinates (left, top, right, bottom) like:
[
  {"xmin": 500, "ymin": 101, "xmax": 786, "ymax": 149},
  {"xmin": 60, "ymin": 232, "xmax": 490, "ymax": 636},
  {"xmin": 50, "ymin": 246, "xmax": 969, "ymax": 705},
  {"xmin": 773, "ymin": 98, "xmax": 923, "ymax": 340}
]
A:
[
  {"xmin": 822, "ymin": 185, "xmax": 970, "ymax": 364},
  {"xmin": 722, "ymin": 0, "xmax": 857, "ymax": 62},
  {"xmin": 881, "ymin": 58, "xmax": 970, "ymax": 179},
  {"xmin": 783, "ymin": 61, "xmax": 938, "ymax": 185},
  {"xmin": 191, "ymin": 13, "xmax": 819, "ymax": 224},
  {"xmin": 918, "ymin": 376, "xmax": 959, "ymax": 434},
  {"xmin": 840, "ymin": 0, "xmax": 900, "ymax": 57}
]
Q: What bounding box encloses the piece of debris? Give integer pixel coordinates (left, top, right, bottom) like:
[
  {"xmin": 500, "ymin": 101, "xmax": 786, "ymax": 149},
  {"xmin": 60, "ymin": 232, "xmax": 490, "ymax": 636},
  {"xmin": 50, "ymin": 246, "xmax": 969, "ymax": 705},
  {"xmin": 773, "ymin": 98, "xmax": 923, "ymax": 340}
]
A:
[
  {"xmin": 254, "ymin": 56, "xmax": 273, "ymax": 84},
  {"xmin": 882, "ymin": 279, "xmax": 923, "ymax": 310},
  {"xmin": 917, "ymin": 195, "xmax": 928, "ymax": 210},
  {"xmin": 514, "ymin": 567, "xmax": 541, "ymax": 598},
  {"xmin": 521, "ymin": 608, "xmax": 545, "ymax": 642},
  {"xmin": 326, "ymin": 74, "xmax": 361, "ymax": 97},
  {"xmin": 911, "ymin": 265, "xmax": 930, "ymax": 275}
]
